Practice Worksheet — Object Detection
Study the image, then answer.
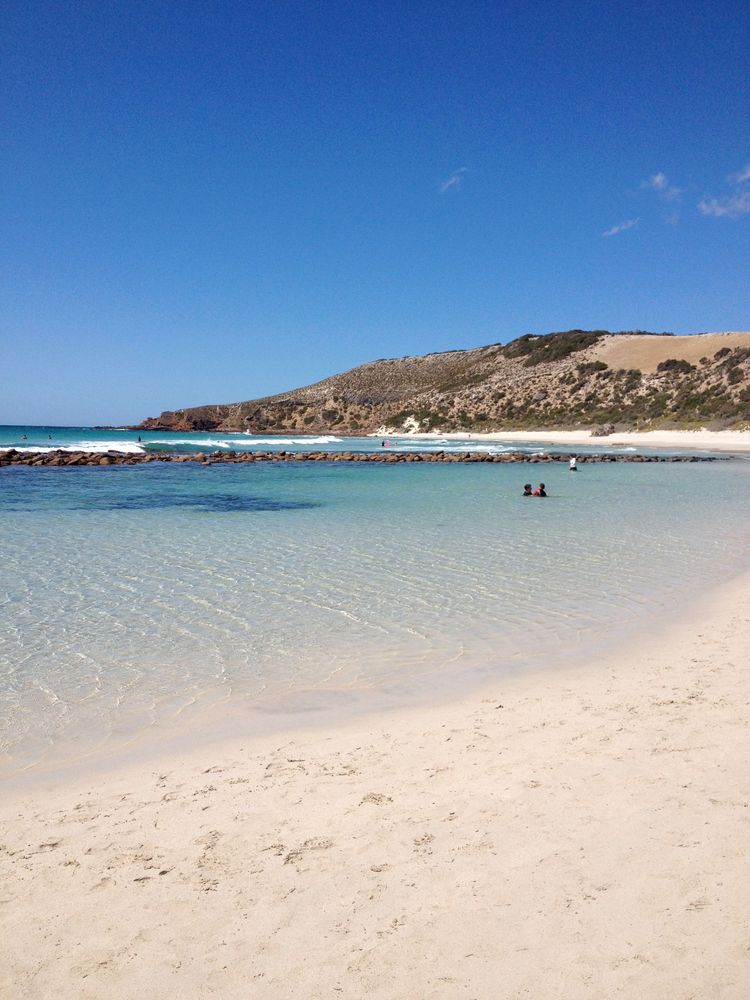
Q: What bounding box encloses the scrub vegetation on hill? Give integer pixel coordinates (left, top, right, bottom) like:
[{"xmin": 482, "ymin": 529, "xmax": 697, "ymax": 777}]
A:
[
  {"xmin": 504, "ymin": 329, "xmax": 606, "ymax": 365},
  {"xmin": 138, "ymin": 331, "xmax": 750, "ymax": 434}
]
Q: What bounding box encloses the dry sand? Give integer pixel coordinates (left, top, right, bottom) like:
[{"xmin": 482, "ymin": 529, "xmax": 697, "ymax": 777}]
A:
[
  {"xmin": 411, "ymin": 428, "xmax": 750, "ymax": 452},
  {"xmin": 2, "ymin": 575, "xmax": 750, "ymax": 1000},
  {"xmin": 592, "ymin": 331, "xmax": 750, "ymax": 374}
]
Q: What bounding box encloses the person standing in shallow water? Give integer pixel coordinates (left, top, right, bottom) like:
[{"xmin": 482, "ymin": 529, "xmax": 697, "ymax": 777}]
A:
[
  {"xmin": 522, "ymin": 483, "xmax": 533, "ymax": 497},
  {"xmin": 569, "ymin": 455, "xmax": 577, "ymax": 472}
]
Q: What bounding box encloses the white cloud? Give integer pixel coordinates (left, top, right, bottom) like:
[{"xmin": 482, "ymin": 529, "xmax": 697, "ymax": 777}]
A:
[
  {"xmin": 730, "ymin": 163, "xmax": 750, "ymax": 184},
  {"xmin": 643, "ymin": 172, "xmax": 682, "ymax": 202},
  {"xmin": 698, "ymin": 190, "xmax": 750, "ymax": 218},
  {"xmin": 602, "ymin": 218, "xmax": 640, "ymax": 237},
  {"xmin": 698, "ymin": 163, "xmax": 750, "ymax": 218},
  {"xmin": 439, "ymin": 167, "xmax": 467, "ymax": 193}
]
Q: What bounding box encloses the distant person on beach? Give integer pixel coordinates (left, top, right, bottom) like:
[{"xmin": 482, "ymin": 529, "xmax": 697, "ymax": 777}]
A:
[
  {"xmin": 533, "ymin": 483, "xmax": 547, "ymax": 497},
  {"xmin": 569, "ymin": 455, "xmax": 577, "ymax": 472},
  {"xmin": 522, "ymin": 483, "xmax": 533, "ymax": 497}
]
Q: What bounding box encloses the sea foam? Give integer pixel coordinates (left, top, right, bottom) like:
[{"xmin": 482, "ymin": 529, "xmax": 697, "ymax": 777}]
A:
[
  {"xmin": 144, "ymin": 435, "xmax": 343, "ymax": 448},
  {"xmin": 2, "ymin": 442, "xmax": 145, "ymax": 455}
]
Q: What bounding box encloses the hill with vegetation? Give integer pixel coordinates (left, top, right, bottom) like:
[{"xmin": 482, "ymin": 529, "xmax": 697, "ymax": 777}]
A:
[{"xmin": 137, "ymin": 330, "xmax": 750, "ymax": 434}]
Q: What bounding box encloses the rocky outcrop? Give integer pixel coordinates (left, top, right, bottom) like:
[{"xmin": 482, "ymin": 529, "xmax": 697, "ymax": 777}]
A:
[{"xmin": 137, "ymin": 330, "xmax": 750, "ymax": 434}]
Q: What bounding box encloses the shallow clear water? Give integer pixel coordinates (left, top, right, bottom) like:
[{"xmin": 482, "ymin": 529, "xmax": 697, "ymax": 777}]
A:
[{"xmin": 2, "ymin": 456, "xmax": 749, "ymax": 773}]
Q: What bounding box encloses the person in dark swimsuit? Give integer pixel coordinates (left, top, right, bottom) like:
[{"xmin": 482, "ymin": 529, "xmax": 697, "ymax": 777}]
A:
[
  {"xmin": 533, "ymin": 483, "xmax": 547, "ymax": 497},
  {"xmin": 522, "ymin": 483, "xmax": 533, "ymax": 497}
]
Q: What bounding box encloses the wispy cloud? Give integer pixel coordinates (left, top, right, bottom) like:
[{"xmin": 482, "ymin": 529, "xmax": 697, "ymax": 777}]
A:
[
  {"xmin": 642, "ymin": 172, "xmax": 682, "ymax": 202},
  {"xmin": 602, "ymin": 218, "xmax": 639, "ymax": 238},
  {"xmin": 730, "ymin": 163, "xmax": 750, "ymax": 184},
  {"xmin": 698, "ymin": 190, "xmax": 750, "ymax": 218},
  {"xmin": 699, "ymin": 162, "xmax": 750, "ymax": 218},
  {"xmin": 439, "ymin": 167, "xmax": 467, "ymax": 193}
]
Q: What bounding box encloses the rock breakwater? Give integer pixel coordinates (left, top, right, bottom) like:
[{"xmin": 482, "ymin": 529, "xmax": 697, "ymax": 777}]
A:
[{"xmin": 0, "ymin": 449, "xmax": 723, "ymax": 468}]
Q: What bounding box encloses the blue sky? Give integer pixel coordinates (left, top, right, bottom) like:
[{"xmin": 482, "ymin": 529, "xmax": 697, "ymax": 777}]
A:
[{"xmin": 2, "ymin": 0, "xmax": 749, "ymax": 425}]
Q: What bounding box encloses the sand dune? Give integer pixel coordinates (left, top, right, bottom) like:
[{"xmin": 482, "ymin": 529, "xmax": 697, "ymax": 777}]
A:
[
  {"xmin": 593, "ymin": 331, "xmax": 750, "ymax": 374},
  {"xmin": 2, "ymin": 576, "xmax": 749, "ymax": 999}
]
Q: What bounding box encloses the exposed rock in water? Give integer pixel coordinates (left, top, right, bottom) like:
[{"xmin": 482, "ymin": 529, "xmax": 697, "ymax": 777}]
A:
[{"xmin": 0, "ymin": 449, "xmax": 724, "ymax": 468}]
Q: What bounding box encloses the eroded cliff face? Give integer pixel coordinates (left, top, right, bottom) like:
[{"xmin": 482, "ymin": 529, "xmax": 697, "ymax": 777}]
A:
[{"xmin": 137, "ymin": 330, "xmax": 750, "ymax": 433}]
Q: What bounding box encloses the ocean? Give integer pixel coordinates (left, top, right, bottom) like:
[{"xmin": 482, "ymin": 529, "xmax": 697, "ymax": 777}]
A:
[
  {"xmin": 0, "ymin": 423, "xmax": 729, "ymax": 457},
  {"xmin": 2, "ymin": 426, "xmax": 749, "ymax": 777}
]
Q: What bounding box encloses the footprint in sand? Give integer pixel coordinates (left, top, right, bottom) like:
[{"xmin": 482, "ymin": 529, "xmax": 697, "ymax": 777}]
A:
[
  {"xmin": 686, "ymin": 897, "xmax": 709, "ymax": 911},
  {"xmin": 283, "ymin": 838, "xmax": 334, "ymax": 867},
  {"xmin": 360, "ymin": 793, "xmax": 393, "ymax": 806},
  {"xmin": 413, "ymin": 833, "xmax": 435, "ymax": 854}
]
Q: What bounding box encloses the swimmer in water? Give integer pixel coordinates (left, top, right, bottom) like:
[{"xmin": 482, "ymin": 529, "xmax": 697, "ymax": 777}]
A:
[
  {"xmin": 522, "ymin": 483, "xmax": 533, "ymax": 497},
  {"xmin": 533, "ymin": 483, "xmax": 547, "ymax": 497}
]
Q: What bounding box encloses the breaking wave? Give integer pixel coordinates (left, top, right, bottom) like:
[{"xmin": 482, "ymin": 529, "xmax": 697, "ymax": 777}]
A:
[
  {"xmin": 144, "ymin": 435, "xmax": 344, "ymax": 449},
  {"xmin": 1, "ymin": 442, "xmax": 146, "ymax": 455},
  {"xmin": 238, "ymin": 436, "xmax": 344, "ymax": 445}
]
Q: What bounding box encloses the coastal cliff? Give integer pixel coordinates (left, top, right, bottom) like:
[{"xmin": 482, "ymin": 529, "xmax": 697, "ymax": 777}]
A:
[{"xmin": 138, "ymin": 330, "xmax": 750, "ymax": 434}]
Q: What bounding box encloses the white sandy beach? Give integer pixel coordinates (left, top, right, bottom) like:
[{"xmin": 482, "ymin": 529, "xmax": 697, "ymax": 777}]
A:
[
  {"xmin": 2, "ymin": 572, "xmax": 749, "ymax": 999},
  {"xmin": 403, "ymin": 428, "xmax": 750, "ymax": 453}
]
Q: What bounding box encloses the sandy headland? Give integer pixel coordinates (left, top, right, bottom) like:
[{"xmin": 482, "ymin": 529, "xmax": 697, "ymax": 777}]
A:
[
  {"xmin": 137, "ymin": 331, "xmax": 750, "ymax": 437},
  {"xmin": 2, "ymin": 571, "xmax": 749, "ymax": 999}
]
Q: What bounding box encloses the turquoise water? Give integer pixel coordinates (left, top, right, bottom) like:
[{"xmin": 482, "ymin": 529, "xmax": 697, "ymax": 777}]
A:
[{"xmin": 2, "ymin": 446, "xmax": 750, "ymax": 775}]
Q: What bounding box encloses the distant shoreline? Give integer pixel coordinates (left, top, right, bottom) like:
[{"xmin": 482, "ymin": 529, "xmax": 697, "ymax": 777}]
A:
[
  {"xmin": 128, "ymin": 426, "xmax": 750, "ymax": 454},
  {"xmin": 388, "ymin": 428, "xmax": 750, "ymax": 453},
  {"xmin": 4, "ymin": 425, "xmax": 750, "ymax": 456}
]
